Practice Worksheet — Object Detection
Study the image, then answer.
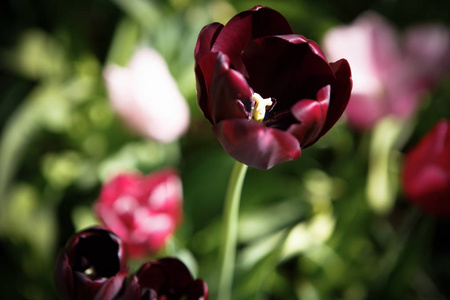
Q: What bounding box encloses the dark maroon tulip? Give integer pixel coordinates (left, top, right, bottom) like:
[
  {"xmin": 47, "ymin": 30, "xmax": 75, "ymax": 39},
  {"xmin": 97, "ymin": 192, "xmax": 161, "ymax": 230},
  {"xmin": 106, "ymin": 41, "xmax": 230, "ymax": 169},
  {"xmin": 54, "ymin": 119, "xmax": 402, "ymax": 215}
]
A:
[
  {"xmin": 194, "ymin": 6, "xmax": 352, "ymax": 169},
  {"xmin": 54, "ymin": 227, "xmax": 128, "ymax": 300},
  {"xmin": 402, "ymin": 120, "xmax": 450, "ymax": 217},
  {"xmin": 122, "ymin": 257, "xmax": 208, "ymax": 300}
]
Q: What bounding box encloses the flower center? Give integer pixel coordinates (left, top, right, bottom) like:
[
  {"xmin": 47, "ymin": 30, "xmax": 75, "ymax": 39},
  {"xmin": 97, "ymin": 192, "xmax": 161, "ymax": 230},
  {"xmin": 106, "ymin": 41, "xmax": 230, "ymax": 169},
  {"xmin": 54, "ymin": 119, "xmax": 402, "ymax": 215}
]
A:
[
  {"xmin": 84, "ymin": 266, "xmax": 97, "ymax": 279},
  {"xmin": 251, "ymin": 93, "xmax": 272, "ymax": 122}
]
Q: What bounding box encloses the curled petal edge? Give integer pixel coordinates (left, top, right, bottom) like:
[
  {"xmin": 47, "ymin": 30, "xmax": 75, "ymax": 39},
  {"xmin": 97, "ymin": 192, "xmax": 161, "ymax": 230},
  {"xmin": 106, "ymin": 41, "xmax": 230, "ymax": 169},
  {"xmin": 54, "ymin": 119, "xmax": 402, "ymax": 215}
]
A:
[
  {"xmin": 319, "ymin": 59, "xmax": 352, "ymax": 138},
  {"xmin": 94, "ymin": 270, "xmax": 129, "ymax": 300},
  {"xmin": 208, "ymin": 53, "xmax": 252, "ymax": 124},
  {"xmin": 289, "ymin": 85, "xmax": 330, "ymax": 147},
  {"xmin": 213, "ymin": 119, "xmax": 301, "ymax": 169},
  {"xmin": 54, "ymin": 250, "xmax": 74, "ymax": 299}
]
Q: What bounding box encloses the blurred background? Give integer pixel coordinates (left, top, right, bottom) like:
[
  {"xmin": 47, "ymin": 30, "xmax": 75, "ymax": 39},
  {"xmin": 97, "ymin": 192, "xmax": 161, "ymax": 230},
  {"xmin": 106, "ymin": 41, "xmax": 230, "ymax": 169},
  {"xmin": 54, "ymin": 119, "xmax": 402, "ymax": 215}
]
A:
[{"xmin": 1, "ymin": 0, "xmax": 449, "ymax": 299}]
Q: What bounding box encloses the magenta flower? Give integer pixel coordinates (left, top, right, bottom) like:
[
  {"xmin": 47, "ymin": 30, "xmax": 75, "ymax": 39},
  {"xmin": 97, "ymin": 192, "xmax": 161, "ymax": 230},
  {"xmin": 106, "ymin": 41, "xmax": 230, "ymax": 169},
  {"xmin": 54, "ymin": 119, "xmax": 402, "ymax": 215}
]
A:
[
  {"xmin": 122, "ymin": 258, "xmax": 208, "ymax": 300},
  {"xmin": 104, "ymin": 48, "xmax": 190, "ymax": 143},
  {"xmin": 194, "ymin": 6, "xmax": 352, "ymax": 169},
  {"xmin": 402, "ymin": 120, "xmax": 450, "ymax": 217},
  {"xmin": 94, "ymin": 169, "xmax": 183, "ymax": 258},
  {"xmin": 323, "ymin": 12, "xmax": 450, "ymax": 130},
  {"xmin": 54, "ymin": 227, "xmax": 128, "ymax": 300}
]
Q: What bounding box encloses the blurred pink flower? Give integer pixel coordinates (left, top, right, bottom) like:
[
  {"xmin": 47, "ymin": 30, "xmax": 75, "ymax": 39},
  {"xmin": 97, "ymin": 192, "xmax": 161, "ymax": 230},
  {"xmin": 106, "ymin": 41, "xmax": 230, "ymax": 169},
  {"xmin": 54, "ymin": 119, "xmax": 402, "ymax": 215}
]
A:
[
  {"xmin": 94, "ymin": 169, "xmax": 183, "ymax": 258},
  {"xmin": 402, "ymin": 120, "xmax": 450, "ymax": 217},
  {"xmin": 104, "ymin": 48, "xmax": 190, "ymax": 142},
  {"xmin": 323, "ymin": 12, "xmax": 450, "ymax": 130}
]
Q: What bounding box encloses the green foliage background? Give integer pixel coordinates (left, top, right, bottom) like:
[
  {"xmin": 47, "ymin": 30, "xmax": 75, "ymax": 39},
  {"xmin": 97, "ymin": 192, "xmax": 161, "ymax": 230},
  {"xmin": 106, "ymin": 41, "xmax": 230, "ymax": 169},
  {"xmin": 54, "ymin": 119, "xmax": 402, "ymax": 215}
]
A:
[{"xmin": 0, "ymin": 0, "xmax": 449, "ymax": 299}]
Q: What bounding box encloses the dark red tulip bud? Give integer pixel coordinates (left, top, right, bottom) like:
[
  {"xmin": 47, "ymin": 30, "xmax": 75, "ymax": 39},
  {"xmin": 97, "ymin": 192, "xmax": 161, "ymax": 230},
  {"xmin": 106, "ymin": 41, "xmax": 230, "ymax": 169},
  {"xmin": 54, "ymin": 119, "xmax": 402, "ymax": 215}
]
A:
[
  {"xmin": 54, "ymin": 227, "xmax": 128, "ymax": 300},
  {"xmin": 122, "ymin": 257, "xmax": 208, "ymax": 300}
]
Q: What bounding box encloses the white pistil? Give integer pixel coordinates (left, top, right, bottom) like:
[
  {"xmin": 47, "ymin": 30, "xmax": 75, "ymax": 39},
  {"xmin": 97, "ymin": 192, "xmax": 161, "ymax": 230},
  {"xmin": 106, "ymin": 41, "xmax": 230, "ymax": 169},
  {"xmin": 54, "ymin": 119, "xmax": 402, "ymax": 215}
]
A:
[{"xmin": 251, "ymin": 93, "xmax": 272, "ymax": 122}]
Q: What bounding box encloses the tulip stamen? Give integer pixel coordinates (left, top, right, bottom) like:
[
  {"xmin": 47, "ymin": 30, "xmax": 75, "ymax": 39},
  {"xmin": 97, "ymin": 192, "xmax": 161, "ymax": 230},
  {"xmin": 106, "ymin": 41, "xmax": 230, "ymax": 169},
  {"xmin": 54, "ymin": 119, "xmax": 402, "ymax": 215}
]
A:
[
  {"xmin": 251, "ymin": 93, "xmax": 272, "ymax": 122},
  {"xmin": 84, "ymin": 266, "xmax": 97, "ymax": 278}
]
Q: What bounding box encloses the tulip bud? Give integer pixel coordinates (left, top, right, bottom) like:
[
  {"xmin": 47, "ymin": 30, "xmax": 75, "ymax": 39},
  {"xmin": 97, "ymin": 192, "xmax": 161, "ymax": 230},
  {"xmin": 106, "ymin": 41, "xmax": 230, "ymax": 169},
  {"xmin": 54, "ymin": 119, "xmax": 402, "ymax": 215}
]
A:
[
  {"xmin": 54, "ymin": 227, "xmax": 128, "ymax": 300},
  {"xmin": 122, "ymin": 257, "xmax": 208, "ymax": 300}
]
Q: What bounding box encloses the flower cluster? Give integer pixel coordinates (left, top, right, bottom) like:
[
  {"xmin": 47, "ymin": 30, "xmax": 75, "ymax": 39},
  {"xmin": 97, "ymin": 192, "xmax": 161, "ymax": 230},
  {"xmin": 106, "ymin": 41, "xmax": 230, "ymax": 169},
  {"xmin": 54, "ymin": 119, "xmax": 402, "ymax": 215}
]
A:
[
  {"xmin": 194, "ymin": 5, "xmax": 352, "ymax": 169},
  {"xmin": 94, "ymin": 169, "xmax": 183, "ymax": 259},
  {"xmin": 48, "ymin": 6, "xmax": 450, "ymax": 300},
  {"xmin": 54, "ymin": 227, "xmax": 208, "ymax": 300}
]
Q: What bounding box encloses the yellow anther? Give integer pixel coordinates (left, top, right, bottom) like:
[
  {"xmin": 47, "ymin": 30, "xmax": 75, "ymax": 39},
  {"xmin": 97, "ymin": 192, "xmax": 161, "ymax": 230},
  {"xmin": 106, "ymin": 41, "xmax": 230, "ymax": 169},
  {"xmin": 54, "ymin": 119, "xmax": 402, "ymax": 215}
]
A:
[
  {"xmin": 84, "ymin": 266, "xmax": 96, "ymax": 278},
  {"xmin": 251, "ymin": 93, "xmax": 272, "ymax": 122}
]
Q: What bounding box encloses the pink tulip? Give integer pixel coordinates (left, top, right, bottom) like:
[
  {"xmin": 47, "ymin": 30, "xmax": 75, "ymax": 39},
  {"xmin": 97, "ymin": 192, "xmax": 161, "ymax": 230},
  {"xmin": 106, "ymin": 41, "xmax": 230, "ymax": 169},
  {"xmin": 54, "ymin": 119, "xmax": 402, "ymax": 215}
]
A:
[
  {"xmin": 104, "ymin": 48, "xmax": 190, "ymax": 142},
  {"xmin": 323, "ymin": 12, "xmax": 450, "ymax": 130},
  {"xmin": 94, "ymin": 169, "xmax": 183, "ymax": 258}
]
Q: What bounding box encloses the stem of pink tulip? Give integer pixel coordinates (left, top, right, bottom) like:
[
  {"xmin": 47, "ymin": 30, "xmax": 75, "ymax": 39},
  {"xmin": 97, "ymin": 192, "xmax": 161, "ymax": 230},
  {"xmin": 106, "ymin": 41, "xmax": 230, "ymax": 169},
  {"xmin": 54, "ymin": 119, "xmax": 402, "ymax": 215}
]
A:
[{"xmin": 217, "ymin": 161, "xmax": 248, "ymax": 300}]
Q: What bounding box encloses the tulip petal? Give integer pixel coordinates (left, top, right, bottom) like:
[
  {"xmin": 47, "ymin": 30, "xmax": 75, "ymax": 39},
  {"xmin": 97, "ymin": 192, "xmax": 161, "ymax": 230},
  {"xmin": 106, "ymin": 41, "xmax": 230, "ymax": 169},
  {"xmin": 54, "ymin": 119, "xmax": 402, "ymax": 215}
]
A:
[
  {"xmin": 212, "ymin": 6, "xmax": 293, "ymax": 77},
  {"xmin": 187, "ymin": 279, "xmax": 209, "ymax": 300},
  {"xmin": 208, "ymin": 53, "xmax": 252, "ymax": 124},
  {"xmin": 123, "ymin": 258, "xmax": 206, "ymax": 300},
  {"xmin": 288, "ymin": 85, "xmax": 330, "ymax": 147},
  {"xmin": 159, "ymin": 257, "xmax": 195, "ymax": 293},
  {"xmin": 73, "ymin": 271, "xmax": 96, "ymax": 300},
  {"xmin": 213, "ymin": 119, "xmax": 301, "ymax": 169},
  {"xmin": 122, "ymin": 275, "xmax": 141, "ymax": 300},
  {"xmin": 306, "ymin": 39, "xmax": 328, "ymax": 61},
  {"xmin": 194, "ymin": 23, "xmax": 223, "ymax": 62},
  {"xmin": 196, "ymin": 52, "xmax": 222, "ymax": 123},
  {"xmin": 54, "ymin": 251, "xmax": 75, "ymax": 299},
  {"xmin": 134, "ymin": 258, "xmax": 194, "ymax": 297},
  {"xmin": 242, "ymin": 35, "xmax": 334, "ymax": 108},
  {"xmin": 195, "ymin": 63, "xmax": 212, "ymax": 123},
  {"xmin": 94, "ymin": 270, "xmax": 128, "ymax": 300},
  {"xmin": 406, "ymin": 166, "xmax": 449, "ymax": 215},
  {"xmin": 195, "ymin": 24, "xmax": 224, "ymax": 122},
  {"xmin": 319, "ymin": 59, "xmax": 352, "ymax": 137},
  {"xmin": 136, "ymin": 261, "xmax": 168, "ymax": 293}
]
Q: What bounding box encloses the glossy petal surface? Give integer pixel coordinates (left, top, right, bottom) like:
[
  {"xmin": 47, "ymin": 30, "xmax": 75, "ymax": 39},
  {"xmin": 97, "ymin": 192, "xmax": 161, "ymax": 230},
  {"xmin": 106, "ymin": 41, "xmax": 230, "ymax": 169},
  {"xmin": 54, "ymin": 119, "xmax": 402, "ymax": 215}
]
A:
[{"xmin": 213, "ymin": 119, "xmax": 301, "ymax": 169}]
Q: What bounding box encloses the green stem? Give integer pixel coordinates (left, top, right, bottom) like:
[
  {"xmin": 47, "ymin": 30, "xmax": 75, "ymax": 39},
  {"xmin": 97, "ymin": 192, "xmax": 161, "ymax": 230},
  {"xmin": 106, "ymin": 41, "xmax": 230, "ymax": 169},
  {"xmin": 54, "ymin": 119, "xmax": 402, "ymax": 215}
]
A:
[
  {"xmin": 366, "ymin": 117, "xmax": 412, "ymax": 214},
  {"xmin": 217, "ymin": 161, "xmax": 248, "ymax": 300}
]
